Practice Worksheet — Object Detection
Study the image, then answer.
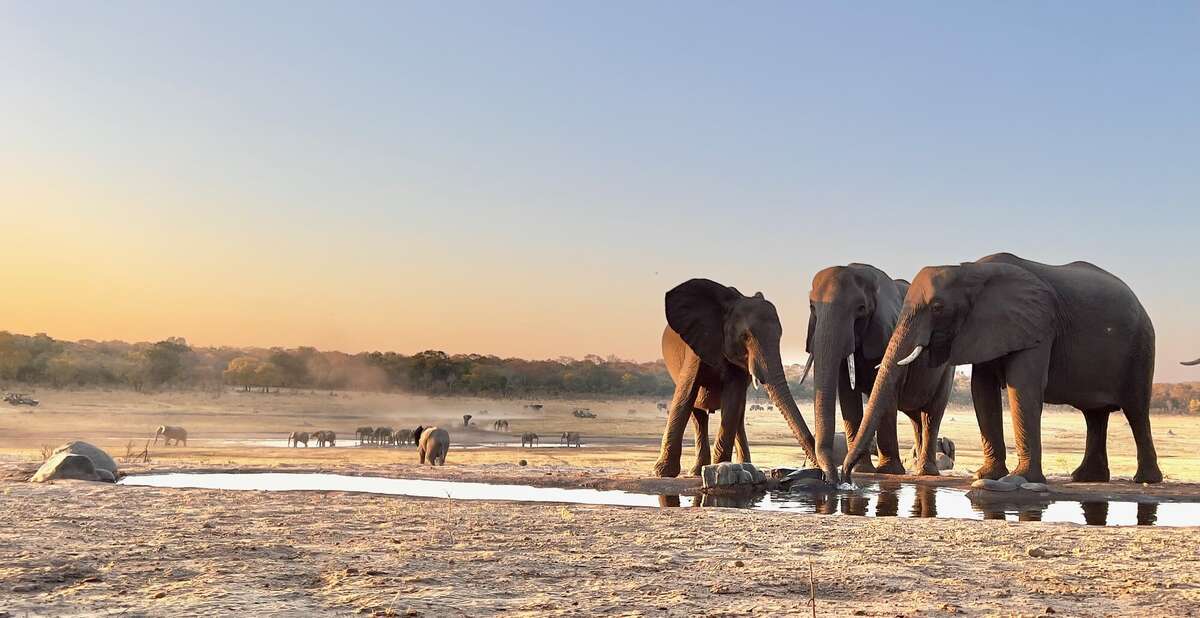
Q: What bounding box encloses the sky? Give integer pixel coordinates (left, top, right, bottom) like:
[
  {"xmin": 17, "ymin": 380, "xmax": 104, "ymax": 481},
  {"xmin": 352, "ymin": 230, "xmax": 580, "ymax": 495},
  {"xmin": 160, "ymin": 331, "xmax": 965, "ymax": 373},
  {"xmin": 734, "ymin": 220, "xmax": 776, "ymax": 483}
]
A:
[{"xmin": 1, "ymin": 2, "xmax": 1198, "ymax": 380}]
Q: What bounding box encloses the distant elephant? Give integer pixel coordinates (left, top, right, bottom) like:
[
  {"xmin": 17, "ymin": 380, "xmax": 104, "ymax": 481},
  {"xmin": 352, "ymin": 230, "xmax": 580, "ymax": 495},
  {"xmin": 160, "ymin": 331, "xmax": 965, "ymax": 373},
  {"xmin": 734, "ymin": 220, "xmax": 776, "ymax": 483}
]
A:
[
  {"xmin": 313, "ymin": 430, "xmax": 336, "ymax": 447},
  {"xmin": 521, "ymin": 432, "xmax": 538, "ymax": 447},
  {"xmin": 394, "ymin": 428, "xmax": 414, "ymax": 446},
  {"xmin": 418, "ymin": 427, "xmax": 449, "ymax": 465},
  {"xmin": 807, "ymin": 264, "xmax": 955, "ymax": 478},
  {"xmin": 288, "ymin": 431, "xmax": 309, "ymax": 447},
  {"xmin": 154, "ymin": 425, "xmax": 187, "ymax": 446},
  {"xmin": 492, "ymin": 419, "xmax": 510, "ymax": 431},
  {"xmin": 845, "ymin": 253, "xmax": 1162, "ymax": 485},
  {"xmin": 560, "ymin": 432, "xmax": 582, "ymax": 447},
  {"xmin": 356, "ymin": 426, "xmax": 374, "ymax": 444},
  {"xmin": 463, "ymin": 414, "xmax": 473, "ymax": 428},
  {"xmin": 654, "ymin": 279, "xmax": 817, "ymax": 478},
  {"xmin": 374, "ymin": 427, "xmax": 393, "ymax": 446}
]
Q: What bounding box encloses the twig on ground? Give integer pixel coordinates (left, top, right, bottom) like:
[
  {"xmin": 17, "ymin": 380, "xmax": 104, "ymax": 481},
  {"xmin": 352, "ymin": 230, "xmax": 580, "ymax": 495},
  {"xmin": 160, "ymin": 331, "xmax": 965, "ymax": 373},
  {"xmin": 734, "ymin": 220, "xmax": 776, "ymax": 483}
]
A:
[{"xmin": 809, "ymin": 560, "xmax": 817, "ymax": 618}]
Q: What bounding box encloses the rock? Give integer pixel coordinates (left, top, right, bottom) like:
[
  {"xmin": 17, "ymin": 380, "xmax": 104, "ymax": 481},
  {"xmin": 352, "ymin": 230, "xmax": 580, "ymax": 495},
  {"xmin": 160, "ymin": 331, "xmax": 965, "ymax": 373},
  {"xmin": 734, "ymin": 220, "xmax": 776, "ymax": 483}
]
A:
[
  {"xmin": 1020, "ymin": 482, "xmax": 1049, "ymax": 492},
  {"xmin": 733, "ymin": 559, "xmax": 744, "ymax": 567},
  {"xmin": 716, "ymin": 465, "xmax": 741, "ymax": 486},
  {"xmin": 790, "ymin": 477, "xmax": 832, "ymax": 490},
  {"xmin": 779, "ymin": 467, "xmax": 825, "ymax": 483},
  {"xmin": 1026, "ymin": 546, "xmax": 1048, "ymax": 558},
  {"xmin": 997, "ymin": 474, "xmax": 1028, "ymax": 486},
  {"xmin": 935, "ymin": 452, "xmax": 954, "ymax": 471},
  {"xmin": 95, "ymin": 469, "xmax": 116, "ymax": 483},
  {"xmin": 703, "ymin": 462, "xmax": 765, "ymax": 488},
  {"xmin": 518, "ymin": 459, "xmax": 527, "ymax": 466},
  {"xmin": 52, "ymin": 441, "xmax": 118, "ymax": 478},
  {"xmin": 701, "ymin": 464, "xmax": 720, "ymax": 488},
  {"xmin": 736, "ymin": 470, "xmax": 753, "ymax": 484},
  {"xmin": 748, "ymin": 465, "xmax": 766, "ymax": 483},
  {"xmin": 30, "ymin": 453, "xmax": 100, "ymax": 483},
  {"xmin": 971, "ymin": 478, "xmax": 1018, "ymax": 492}
]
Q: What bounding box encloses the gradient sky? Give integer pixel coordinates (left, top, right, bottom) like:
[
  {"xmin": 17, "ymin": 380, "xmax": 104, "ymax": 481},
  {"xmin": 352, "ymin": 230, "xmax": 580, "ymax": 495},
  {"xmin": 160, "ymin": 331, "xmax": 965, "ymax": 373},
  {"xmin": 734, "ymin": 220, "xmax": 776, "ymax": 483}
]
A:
[{"xmin": 2, "ymin": 2, "xmax": 1198, "ymax": 380}]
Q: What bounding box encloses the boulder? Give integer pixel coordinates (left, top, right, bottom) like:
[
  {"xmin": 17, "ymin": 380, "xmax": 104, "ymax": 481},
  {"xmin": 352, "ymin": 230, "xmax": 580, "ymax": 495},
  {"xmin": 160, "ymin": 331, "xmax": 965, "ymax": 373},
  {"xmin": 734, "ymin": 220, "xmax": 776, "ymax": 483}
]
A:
[
  {"xmin": 52, "ymin": 441, "xmax": 118, "ymax": 478},
  {"xmin": 702, "ymin": 462, "xmax": 766, "ymax": 489},
  {"xmin": 95, "ymin": 469, "xmax": 116, "ymax": 483},
  {"xmin": 971, "ymin": 478, "xmax": 1018, "ymax": 492},
  {"xmin": 789, "ymin": 477, "xmax": 832, "ymax": 490},
  {"xmin": 935, "ymin": 452, "xmax": 954, "ymax": 471},
  {"xmin": 997, "ymin": 474, "xmax": 1028, "ymax": 486},
  {"xmin": 30, "ymin": 453, "xmax": 101, "ymax": 482},
  {"xmin": 1020, "ymin": 482, "xmax": 1050, "ymax": 493}
]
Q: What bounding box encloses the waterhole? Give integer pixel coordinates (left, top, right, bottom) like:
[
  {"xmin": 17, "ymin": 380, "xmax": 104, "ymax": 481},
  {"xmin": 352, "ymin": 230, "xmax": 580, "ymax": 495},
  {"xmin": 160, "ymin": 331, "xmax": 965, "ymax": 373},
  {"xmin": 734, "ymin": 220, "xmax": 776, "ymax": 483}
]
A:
[{"xmin": 118, "ymin": 473, "xmax": 1200, "ymax": 527}]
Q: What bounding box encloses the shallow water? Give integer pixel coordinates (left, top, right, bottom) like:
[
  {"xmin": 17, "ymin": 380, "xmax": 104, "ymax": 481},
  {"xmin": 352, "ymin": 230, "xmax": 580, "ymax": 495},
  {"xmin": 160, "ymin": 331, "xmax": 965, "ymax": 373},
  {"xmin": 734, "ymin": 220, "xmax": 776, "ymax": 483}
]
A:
[
  {"xmin": 176, "ymin": 438, "xmax": 583, "ymax": 449},
  {"xmin": 118, "ymin": 473, "xmax": 1200, "ymax": 527}
]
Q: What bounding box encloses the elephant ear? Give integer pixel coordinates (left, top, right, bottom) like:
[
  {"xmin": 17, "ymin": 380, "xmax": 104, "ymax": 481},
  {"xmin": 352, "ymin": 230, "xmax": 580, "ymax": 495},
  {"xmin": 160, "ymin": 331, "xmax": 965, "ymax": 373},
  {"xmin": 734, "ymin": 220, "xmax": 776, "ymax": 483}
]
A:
[
  {"xmin": 665, "ymin": 278, "xmax": 743, "ymax": 369},
  {"xmin": 862, "ymin": 277, "xmax": 906, "ymax": 361},
  {"xmin": 948, "ymin": 263, "xmax": 1057, "ymax": 366}
]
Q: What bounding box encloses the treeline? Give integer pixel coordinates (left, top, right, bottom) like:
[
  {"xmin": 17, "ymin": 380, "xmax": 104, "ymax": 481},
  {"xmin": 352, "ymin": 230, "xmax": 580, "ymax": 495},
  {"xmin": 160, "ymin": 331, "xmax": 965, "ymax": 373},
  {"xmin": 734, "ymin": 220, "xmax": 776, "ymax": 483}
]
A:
[{"xmin": 3, "ymin": 331, "xmax": 1198, "ymax": 411}]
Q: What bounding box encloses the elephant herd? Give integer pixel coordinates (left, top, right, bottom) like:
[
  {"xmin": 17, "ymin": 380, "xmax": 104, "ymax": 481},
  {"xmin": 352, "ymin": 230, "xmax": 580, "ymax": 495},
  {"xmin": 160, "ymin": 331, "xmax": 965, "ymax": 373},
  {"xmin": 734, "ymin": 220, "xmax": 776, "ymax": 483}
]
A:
[
  {"xmin": 655, "ymin": 252, "xmax": 1165, "ymax": 486},
  {"xmin": 357, "ymin": 426, "xmax": 417, "ymax": 446},
  {"xmin": 287, "ymin": 430, "xmax": 337, "ymax": 447}
]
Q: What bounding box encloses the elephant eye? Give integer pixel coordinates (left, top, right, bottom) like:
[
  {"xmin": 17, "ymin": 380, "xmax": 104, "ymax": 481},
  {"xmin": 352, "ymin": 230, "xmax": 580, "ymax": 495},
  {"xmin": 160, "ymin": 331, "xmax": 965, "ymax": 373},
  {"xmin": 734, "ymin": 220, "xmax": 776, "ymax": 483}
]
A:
[
  {"xmin": 855, "ymin": 305, "xmax": 867, "ymax": 316},
  {"xmin": 931, "ymin": 301, "xmax": 945, "ymax": 314}
]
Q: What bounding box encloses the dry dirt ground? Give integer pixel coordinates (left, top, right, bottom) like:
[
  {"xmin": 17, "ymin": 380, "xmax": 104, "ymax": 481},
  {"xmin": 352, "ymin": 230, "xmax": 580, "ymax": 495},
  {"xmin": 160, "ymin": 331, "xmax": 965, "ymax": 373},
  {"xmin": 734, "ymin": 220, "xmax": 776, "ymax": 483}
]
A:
[{"xmin": 1, "ymin": 389, "xmax": 1199, "ymax": 616}]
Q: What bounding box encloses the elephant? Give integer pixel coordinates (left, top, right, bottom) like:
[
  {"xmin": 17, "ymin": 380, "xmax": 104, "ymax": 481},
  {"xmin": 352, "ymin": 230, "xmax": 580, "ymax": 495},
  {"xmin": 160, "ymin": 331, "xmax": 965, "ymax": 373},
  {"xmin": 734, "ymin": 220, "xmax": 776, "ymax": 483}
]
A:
[
  {"xmin": 654, "ymin": 279, "xmax": 818, "ymax": 478},
  {"xmin": 560, "ymin": 432, "xmax": 582, "ymax": 447},
  {"xmin": 463, "ymin": 414, "xmax": 473, "ymax": 428},
  {"xmin": 418, "ymin": 427, "xmax": 449, "ymax": 465},
  {"xmin": 844, "ymin": 253, "xmax": 1162, "ymax": 485},
  {"xmin": 520, "ymin": 432, "xmax": 538, "ymax": 447},
  {"xmin": 313, "ymin": 430, "xmax": 336, "ymax": 447},
  {"xmin": 806, "ymin": 264, "xmax": 956, "ymax": 479},
  {"xmin": 356, "ymin": 426, "xmax": 374, "ymax": 445},
  {"xmin": 154, "ymin": 425, "xmax": 187, "ymax": 446},
  {"xmin": 288, "ymin": 431, "xmax": 309, "ymax": 447},
  {"xmin": 374, "ymin": 427, "xmax": 394, "ymax": 446},
  {"xmin": 492, "ymin": 419, "xmax": 510, "ymax": 431},
  {"xmin": 394, "ymin": 428, "xmax": 414, "ymax": 446}
]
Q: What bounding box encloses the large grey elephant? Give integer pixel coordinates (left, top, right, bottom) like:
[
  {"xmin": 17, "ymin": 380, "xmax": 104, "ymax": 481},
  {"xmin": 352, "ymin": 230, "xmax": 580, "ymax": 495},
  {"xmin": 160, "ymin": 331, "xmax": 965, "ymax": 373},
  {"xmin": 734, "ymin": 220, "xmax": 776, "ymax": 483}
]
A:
[
  {"xmin": 654, "ymin": 279, "xmax": 817, "ymax": 478},
  {"xmin": 356, "ymin": 426, "xmax": 374, "ymax": 444},
  {"xmin": 844, "ymin": 253, "xmax": 1162, "ymax": 485},
  {"xmin": 288, "ymin": 431, "xmax": 309, "ymax": 447},
  {"xmin": 154, "ymin": 425, "xmax": 187, "ymax": 446},
  {"xmin": 417, "ymin": 426, "xmax": 449, "ymax": 465},
  {"xmin": 805, "ymin": 264, "xmax": 955, "ymax": 480},
  {"xmin": 312, "ymin": 430, "xmax": 336, "ymax": 447}
]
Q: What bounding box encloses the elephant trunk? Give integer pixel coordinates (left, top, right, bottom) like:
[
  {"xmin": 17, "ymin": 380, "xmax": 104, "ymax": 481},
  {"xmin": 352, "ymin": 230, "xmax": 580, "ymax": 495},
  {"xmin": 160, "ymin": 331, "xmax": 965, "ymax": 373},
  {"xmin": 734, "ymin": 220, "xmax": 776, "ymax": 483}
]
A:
[
  {"xmin": 844, "ymin": 312, "xmax": 922, "ymax": 484},
  {"xmin": 759, "ymin": 343, "xmax": 819, "ymax": 471},
  {"xmin": 810, "ymin": 315, "xmax": 853, "ymax": 481}
]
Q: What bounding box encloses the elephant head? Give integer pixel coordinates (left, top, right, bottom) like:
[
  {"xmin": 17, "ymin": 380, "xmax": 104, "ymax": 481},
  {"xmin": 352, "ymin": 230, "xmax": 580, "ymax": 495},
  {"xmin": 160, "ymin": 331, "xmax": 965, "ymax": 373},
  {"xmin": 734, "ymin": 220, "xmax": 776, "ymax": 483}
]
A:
[
  {"xmin": 843, "ymin": 261, "xmax": 1056, "ymax": 481},
  {"xmin": 665, "ymin": 279, "xmax": 819, "ymax": 470},
  {"xmin": 805, "ymin": 265, "xmax": 904, "ymax": 474},
  {"xmin": 153, "ymin": 426, "xmax": 166, "ymax": 444}
]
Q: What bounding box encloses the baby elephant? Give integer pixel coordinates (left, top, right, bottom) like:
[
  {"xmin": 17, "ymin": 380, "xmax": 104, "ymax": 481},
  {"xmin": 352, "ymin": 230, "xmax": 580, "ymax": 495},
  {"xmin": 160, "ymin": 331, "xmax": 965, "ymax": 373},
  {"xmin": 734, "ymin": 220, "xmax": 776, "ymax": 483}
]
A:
[{"xmin": 417, "ymin": 427, "xmax": 449, "ymax": 465}]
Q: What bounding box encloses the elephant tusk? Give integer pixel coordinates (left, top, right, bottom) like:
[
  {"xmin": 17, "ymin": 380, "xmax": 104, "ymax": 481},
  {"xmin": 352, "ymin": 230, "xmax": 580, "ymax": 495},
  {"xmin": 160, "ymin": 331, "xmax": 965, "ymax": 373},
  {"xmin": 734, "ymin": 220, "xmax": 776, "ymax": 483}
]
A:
[
  {"xmin": 896, "ymin": 345, "xmax": 924, "ymax": 366},
  {"xmin": 1181, "ymin": 357, "xmax": 1200, "ymax": 366},
  {"xmin": 798, "ymin": 354, "xmax": 815, "ymax": 385},
  {"xmin": 847, "ymin": 353, "xmax": 856, "ymax": 390},
  {"xmin": 752, "ymin": 375, "xmax": 761, "ymax": 390},
  {"xmin": 874, "ymin": 363, "xmax": 881, "ymax": 370}
]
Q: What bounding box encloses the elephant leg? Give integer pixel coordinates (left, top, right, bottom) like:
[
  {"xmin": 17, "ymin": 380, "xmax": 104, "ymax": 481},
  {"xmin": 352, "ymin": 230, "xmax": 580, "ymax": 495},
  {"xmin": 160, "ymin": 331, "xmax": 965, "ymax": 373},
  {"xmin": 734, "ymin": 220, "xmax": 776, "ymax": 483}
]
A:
[
  {"xmin": 914, "ymin": 368, "xmax": 952, "ymax": 476},
  {"xmin": 688, "ymin": 408, "xmax": 711, "ymax": 477},
  {"xmin": 1123, "ymin": 400, "xmax": 1163, "ymax": 483},
  {"xmin": 1004, "ymin": 345, "xmax": 1050, "ymax": 484},
  {"xmin": 712, "ymin": 378, "xmax": 748, "ymax": 464},
  {"xmin": 654, "ymin": 355, "xmax": 702, "ymax": 478},
  {"xmin": 734, "ymin": 421, "xmax": 750, "ymax": 464},
  {"xmin": 971, "ymin": 360, "xmax": 1009, "ymax": 480},
  {"xmin": 837, "ymin": 375, "xmax": 875, "ymax": 473},
  {"xmin": 1072, "ymin": 407, "xmax": 1112, "ymax": 482}
]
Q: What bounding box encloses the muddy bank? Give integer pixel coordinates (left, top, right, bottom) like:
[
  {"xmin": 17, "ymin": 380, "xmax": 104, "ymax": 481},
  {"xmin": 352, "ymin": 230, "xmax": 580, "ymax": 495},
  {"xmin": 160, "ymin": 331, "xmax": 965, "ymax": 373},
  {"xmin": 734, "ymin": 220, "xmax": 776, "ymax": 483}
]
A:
[{"xmin": 3, "ymin": 466, "xmax": 1200, "ymax": 616}]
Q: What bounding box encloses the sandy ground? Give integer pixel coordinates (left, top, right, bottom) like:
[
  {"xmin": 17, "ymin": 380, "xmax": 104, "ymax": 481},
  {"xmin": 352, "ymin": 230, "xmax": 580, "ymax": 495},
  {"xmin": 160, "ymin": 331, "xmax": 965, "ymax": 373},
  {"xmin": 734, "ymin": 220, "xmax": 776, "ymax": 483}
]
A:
[{"xmin": 2, "ymin": 388, "xmax": 1200, "ymax": 616}]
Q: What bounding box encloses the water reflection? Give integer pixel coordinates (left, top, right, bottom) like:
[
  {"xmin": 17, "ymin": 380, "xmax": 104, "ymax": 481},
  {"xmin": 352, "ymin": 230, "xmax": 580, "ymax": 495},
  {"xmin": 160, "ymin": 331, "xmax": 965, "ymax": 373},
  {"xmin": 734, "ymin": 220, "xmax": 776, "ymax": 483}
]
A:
[{"xmin": 120, "ymin": 472, "xmax": 1197, "ymax": 527}]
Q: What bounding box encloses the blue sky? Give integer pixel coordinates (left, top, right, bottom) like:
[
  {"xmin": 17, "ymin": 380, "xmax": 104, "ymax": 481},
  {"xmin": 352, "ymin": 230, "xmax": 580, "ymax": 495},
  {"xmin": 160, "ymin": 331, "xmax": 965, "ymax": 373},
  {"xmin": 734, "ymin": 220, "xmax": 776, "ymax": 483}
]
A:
[{"xmin": 2, "ymin": 2, "xmax": 1198, "ymax": 379}]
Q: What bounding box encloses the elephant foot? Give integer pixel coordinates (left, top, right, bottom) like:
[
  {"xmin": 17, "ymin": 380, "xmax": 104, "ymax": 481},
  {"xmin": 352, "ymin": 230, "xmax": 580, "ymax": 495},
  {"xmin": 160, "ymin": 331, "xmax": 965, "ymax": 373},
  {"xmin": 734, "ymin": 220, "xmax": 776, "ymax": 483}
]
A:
[
  {"xmin": 874, "ymin": 458, "xmax": 906, "ymax": 475},
  {"xmin": 852, "ymin": 459, "xmax": 877, "ymax": 473},
  {"xmin": 1010, "ymin": 463, "xmax": 1046, "ymax": 484},
  {"xmin": 973, "ymin": 460, "xmax": 1009, "ymax": 481},
  {"xmin": 653, "ymin": 460, "xmax": 681, "ymax": 478},
  {"xmin": 1134, "ymin": 465, "xmax": 1163, "ymax": 484},
  {"xmin": 914, "ymin": 461, "xmax": 941, "ymax": 477},
  {"xmin": 1070, "ymin": 462, "xmax": 1110, "ymax": 483}
]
